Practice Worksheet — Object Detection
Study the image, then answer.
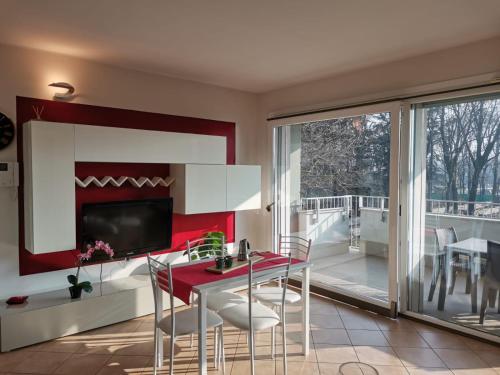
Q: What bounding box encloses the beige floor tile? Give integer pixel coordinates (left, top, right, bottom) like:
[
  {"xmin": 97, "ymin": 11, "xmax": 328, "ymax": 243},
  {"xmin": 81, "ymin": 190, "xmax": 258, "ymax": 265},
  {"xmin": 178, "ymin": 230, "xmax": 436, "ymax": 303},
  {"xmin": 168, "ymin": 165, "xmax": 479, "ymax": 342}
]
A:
[
  {"xmin": 75, "ymin": 332, "xmax": 157, "ymax": 356},
  {"xmin": 273, "ymin": 343, "xmax": 318, "ymax": 362},
  {"xmin": 142, "ymin": 355, "xmax": 194, "ymax": 374},
  {"xmin": 462, "ymin": 337, "xmax": 500, "ymax": 353},
  {"xmin": 394, "ymin": 347, "xmax": 446, "ymax": 368},
  {"xmin": 185, "ymin": 359, "xmax": 230, "ymax": 375},
  {"xmin": 97, "ymin": 355, "xmax": 150, "ymax": 375},
  {"xmin": 371, "ymin": 365, "xmax": 410, "ymax": 374},
  {"xmin": 284, "ymin": 331, "xmax": 314, "ymax": 345},
  {"xmin": 111, "ymin": 339, "xmax": 155, "ymax": 356},
  {"xmin": 312, "ymin": 328, "xmax": 351, "ymax": 345},
  {"xmin": 276, "ymin": 360, "xmax": 320, "ymax": 375},
  {"xmin": 11, "ymin": 351, "xmax": 72, "ymax": 374},
  {"xmin": 310, "ymin": 314, "xmax": 344, "ymax": 329},
  {"xmin": 340, "ymin": 315, "xmax": 380, "ymax": 330},
  {"xmin": 434, "ymin": 348, "xmax": 489, "ymax": 369},
  {"xmin": 314, "ymin": 344, "xmax": 358, "ymax": 364},
  {"xmin": 382, "ymin": 330, "xmax": 429, "ymax": 348},
  {"xmin": 353, "ymin": 345, "xmax": 403, "ymax": 366},
  {"xmin": 375, "ymin": 317, "xmax": 417, "ymax": 331},
  {"xmin": 54, "ymin": 353, "xmax": 111, "ymax": 375},
  {"xmin": 285, "ymin": 312, "xmax": 304, "ymax": 324},
  {"xmin": 347, "ymin": 330, "xmax": 389, "ymax": 346},
  {"xmin": 419, "ymin": 331, "xmax": 469, "ymax": 349},
  {"xmin": 317, "ymin": 363, "xmax": 347, "ymax": 375},
  {"xmin": 0, "ymin": 350, "xmax": 32, "ymax": 372},
  {"xmin": 452, "ymin": 369, "xmax": 499, "ymax": 375},
  {"xmin": 406, "ymin": 369, "xmax": 454, "ymax": 375},
  {"xmin": 26, "ymin": 338, "xmax": 85, "ymax": 353},
  {"xmin": 319, "ymin": 362, "xmax": 399, "ymax": 375},
  {"xmin": 410, "ymin": 322, "xmax": 446, "ymax": 334},
  {"xmin": 308, "ymin": 303, "xmax": 340, "ymax": 315},
  {"xmin": 475, "ymin": 350, "xmax": 500, "ymax": 369},
  {"xmin": 335, "ymin": 303, "xmax": 364, "ymax": 316},
  {"xmin": 230, "ymin": 358, "xmax": 275, "ymax": 375}
]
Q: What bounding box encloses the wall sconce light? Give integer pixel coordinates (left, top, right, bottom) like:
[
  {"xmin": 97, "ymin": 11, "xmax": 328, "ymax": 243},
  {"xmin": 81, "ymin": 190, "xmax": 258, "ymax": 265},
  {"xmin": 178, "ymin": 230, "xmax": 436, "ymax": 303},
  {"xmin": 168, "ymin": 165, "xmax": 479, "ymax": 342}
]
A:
[{"xmin": 48, "ymin": 82, "xmax": 75, "ymax": 100}]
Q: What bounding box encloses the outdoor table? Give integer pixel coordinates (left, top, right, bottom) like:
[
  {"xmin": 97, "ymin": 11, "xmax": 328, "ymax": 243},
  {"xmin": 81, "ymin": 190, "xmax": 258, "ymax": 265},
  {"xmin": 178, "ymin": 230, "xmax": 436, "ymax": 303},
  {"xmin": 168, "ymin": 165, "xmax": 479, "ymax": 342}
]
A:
[{"xmin": 438, "ymin": 238, "xmax": 486, "ymax": 313}]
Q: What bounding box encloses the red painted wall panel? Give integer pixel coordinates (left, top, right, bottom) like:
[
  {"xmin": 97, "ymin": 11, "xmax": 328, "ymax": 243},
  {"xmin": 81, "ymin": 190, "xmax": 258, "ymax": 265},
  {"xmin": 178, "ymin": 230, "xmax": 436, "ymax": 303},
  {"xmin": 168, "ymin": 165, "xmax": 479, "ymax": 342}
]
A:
[{"xmin": 16, "ymin": 97, "xmax": 235, "ymax": 275}]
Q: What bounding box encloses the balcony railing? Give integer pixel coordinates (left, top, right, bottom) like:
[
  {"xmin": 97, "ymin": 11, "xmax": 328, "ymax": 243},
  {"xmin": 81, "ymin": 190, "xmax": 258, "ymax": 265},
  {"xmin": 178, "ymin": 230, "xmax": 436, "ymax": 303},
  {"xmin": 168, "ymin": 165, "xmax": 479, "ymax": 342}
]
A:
[{"xmin": 301, "ymin": 195, "xmax": 500, "ymax": 220}]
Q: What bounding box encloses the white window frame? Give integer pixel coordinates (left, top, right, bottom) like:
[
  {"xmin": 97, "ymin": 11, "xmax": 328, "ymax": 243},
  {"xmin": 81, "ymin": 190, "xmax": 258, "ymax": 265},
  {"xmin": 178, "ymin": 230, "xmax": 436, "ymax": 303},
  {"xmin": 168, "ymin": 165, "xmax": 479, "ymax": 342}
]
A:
[
  {"xmin": 270, "ymin": 101, "xmax": 401, "ymax": 310},
  {"xmin": 398, "ymin": 84, "xmax": 500, "ymax": 344}
]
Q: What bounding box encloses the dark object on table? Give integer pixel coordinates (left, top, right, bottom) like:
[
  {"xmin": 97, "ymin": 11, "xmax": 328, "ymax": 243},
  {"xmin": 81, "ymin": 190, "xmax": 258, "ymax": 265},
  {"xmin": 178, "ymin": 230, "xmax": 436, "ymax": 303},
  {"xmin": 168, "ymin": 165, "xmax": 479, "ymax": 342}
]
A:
[
  {"xmin": 215, "ymin": 256, "xmax": 225, "ymax": 270},
  {"xmin": 479, "ymin": 240, "xmax": 500, "ymax": 324},
  {"xmin": 238, "ymin": 239, "xmax": 250, "ymax": 261},
  {"xmin": 6, "ymin": 296, "xmax": 28, "ymax": 305},
  {"xmin": 224, "ymin": 255, "xmax": 233, "ymax": 268}
]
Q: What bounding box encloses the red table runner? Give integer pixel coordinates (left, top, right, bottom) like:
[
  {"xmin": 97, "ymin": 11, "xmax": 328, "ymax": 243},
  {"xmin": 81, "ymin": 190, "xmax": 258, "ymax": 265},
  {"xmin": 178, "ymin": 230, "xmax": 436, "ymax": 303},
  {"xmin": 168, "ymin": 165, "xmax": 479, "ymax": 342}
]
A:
[{"xmin": 162, "ymin": 252, "xmax": 301, "ymax": 305}]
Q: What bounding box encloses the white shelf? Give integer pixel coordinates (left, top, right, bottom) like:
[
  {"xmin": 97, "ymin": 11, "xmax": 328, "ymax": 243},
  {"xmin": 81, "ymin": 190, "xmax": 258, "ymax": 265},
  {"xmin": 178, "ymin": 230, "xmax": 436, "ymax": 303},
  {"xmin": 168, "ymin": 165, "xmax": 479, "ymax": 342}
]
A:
[{"xmin": 75, "ymin": 176, "xmax": 175, "ymax": 188}]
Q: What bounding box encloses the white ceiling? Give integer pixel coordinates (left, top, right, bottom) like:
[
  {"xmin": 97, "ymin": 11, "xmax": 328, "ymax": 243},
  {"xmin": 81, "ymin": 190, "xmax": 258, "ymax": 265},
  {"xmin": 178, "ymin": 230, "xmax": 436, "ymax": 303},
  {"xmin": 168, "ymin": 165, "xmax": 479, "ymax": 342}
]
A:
[{"xmin": 1, "ymin": 0, "xmax": 500, "ymax": 93}]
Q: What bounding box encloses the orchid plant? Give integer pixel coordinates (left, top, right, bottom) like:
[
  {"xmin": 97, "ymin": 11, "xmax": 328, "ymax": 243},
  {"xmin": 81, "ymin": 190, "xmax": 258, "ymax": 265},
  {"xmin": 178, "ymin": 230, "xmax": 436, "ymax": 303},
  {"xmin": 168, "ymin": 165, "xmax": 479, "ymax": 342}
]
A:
[{"xmin": 67, "ymin": 241, "xmax": 114, "ymax": 298}]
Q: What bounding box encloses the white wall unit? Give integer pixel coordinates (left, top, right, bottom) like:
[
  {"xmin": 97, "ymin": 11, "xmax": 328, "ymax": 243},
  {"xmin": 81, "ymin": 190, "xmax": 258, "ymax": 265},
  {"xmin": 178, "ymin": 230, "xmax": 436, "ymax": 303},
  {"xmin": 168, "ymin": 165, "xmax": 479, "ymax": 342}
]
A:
[
  {"xmin": 23, "ymin": 121, "xmax": 76, "ymax": 254},
  {"xmin": 74, "ymin": 125, "xmax": 226, "ymax": 164},
  {"xmin": 23, "ymin": 122, "xmax": 258, "ymax": 252},
  {"xmin": 0, "ymin": 275, "xmax": 173, "ymax": 352},
  {"xmin": 171, "ymin": 164, "xmax": 261, "ymax": 214},
  {"xmin": 170, "ymin": 164, "xmax": 227, "ymax": 214},
  {"xmin": 227, "ymin": 165, "xmax": 261, "ymax": 211}
]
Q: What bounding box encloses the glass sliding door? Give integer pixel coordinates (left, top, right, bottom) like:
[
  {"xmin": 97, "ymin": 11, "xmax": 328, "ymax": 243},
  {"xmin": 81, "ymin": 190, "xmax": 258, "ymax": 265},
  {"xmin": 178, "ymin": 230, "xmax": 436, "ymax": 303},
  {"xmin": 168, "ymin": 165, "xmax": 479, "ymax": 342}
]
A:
[
  {"xmin": 272, "ymin": 103, "xmax": 400, "ymax": 309},
  {"xmin": 407, "ymin": 92, "xmax": 500, "ymax": 338}
]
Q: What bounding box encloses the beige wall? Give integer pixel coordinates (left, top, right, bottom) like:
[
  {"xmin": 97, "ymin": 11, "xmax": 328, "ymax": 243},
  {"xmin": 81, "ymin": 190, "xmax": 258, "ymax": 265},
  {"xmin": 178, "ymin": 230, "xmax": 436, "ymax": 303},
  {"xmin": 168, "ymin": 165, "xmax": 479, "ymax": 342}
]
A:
[
  {"xmin": 258, "ymin": 37, "xmax": 500, "ymax": 248},
  {"xmin": 0, "ymin": 43, "xmax": 263, "ymax": 298}
]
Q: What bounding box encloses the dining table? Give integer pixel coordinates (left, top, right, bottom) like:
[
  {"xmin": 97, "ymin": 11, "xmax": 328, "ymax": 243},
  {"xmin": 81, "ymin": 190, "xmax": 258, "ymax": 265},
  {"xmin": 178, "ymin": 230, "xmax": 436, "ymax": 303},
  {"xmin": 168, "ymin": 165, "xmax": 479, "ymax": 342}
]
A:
[
  {"xmin": 155, "ymin": 251, "xmax": 311, "ymax": 375},
  {"xmin": 438, "ymin": 237, "xmax": 487, "ymax": 312}
]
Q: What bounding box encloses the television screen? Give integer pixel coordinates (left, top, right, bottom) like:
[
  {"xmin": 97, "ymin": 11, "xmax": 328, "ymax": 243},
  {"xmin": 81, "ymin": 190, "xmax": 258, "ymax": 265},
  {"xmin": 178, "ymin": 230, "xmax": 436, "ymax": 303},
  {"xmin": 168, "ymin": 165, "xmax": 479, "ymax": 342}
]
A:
[{"xmin": 81, "ymin": 198, "xmax": 173, "ymax": 259}]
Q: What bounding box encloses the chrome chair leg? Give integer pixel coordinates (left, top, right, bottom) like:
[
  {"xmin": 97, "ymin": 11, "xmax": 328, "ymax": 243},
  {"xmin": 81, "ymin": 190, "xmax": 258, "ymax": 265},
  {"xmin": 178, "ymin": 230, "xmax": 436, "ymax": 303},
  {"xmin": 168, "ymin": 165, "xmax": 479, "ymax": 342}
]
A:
[
  {"xmin": 271, "ymin": 326, "xmax": 275, "ymax": 359},
  {"xmin": 220, "ymin": 325, "xmax": 225, "ymax": 375},
  {"xmin": 169, "ymin": 335, "xmax": 175, "ymax": 375},
  {"xmin": 249, "ymin": 328, "xmax": 255, "ymax": 375},
  {"xmin": 214, "ymin": 326, "xmax": 218, "ymax": 368},
  {"xmin": 153, "ymin": 324, "xmax": 158, "ymax": 375}
]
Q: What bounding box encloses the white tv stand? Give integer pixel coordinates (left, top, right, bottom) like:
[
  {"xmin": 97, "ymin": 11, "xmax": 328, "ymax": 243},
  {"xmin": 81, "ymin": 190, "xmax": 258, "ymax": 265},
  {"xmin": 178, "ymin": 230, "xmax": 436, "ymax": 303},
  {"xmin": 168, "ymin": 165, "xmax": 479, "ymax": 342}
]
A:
[{"xmin": 0, "ymin": 274, "xmax": 173, "ymax": 352}]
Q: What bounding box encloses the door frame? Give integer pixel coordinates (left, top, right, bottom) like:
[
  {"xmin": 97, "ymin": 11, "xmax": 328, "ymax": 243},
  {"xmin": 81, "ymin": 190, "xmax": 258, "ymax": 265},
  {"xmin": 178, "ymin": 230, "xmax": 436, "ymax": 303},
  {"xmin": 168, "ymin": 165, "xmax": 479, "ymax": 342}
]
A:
[
  {"xmin": 398, "ymin": 84, "xmax": 500, "ymax": 343},
  {"xmin": 269, "ymin": 101, "xmax": 402, "ymax": 312}
]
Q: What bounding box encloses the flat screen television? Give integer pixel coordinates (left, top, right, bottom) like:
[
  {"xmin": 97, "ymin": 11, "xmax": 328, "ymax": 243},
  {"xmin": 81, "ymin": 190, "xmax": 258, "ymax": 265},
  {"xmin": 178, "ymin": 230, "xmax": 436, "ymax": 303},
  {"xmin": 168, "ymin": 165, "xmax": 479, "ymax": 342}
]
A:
[{"xmin": 81, "ymin": 198, "xmax": 173, "ymax": 259}]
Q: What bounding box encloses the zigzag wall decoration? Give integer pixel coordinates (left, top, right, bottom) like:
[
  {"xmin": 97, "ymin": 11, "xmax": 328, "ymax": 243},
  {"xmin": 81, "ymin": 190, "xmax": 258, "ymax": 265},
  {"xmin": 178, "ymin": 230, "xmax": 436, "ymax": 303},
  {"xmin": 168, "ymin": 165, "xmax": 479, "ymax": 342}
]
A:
[{"xmin": 75, "ymin": 176, "xmax": 175, "ymax": 188}]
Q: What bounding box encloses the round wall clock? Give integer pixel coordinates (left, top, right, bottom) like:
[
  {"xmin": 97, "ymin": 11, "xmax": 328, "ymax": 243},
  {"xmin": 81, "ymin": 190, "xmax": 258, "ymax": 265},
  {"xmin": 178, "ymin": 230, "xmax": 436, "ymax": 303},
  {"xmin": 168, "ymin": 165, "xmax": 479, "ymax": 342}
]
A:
[{"xmin": 0, "ymin": 113, "xmax": 15, "ymax": 150}]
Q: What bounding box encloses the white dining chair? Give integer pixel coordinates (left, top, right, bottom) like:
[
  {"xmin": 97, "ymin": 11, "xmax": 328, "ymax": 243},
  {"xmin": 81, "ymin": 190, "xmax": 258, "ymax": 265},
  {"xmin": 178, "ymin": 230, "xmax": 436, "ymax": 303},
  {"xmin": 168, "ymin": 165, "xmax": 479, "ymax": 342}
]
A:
[
  {"xmin": 218, "ymin": 255, "xmax": 292, "ymax": 375},
  {"xmin": 252, "ymin": 235, "xmax": 311, "ymax": 307},
  {"xmin": 147, "ymin": 256, "xmax": 226, "ymax": 375},
  {"xmin": 251, "ymin": 235, "xmax": 310, "ymax": 353},
  {"xmin": 186, "ymin": 237, "xmax": 247, "ymax": 312}
]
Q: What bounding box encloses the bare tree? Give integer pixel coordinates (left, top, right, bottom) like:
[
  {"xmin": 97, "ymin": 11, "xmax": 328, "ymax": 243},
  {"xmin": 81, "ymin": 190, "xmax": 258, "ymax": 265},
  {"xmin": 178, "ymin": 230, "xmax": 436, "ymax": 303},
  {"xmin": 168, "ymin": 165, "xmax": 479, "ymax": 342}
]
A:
[
  {"xmin": 431, "ymin": 104, "xmax": 471, "ymax": 212},
  {"xmin": 466, "ymin": 99, "xmax": 500, "ymax": 214}
]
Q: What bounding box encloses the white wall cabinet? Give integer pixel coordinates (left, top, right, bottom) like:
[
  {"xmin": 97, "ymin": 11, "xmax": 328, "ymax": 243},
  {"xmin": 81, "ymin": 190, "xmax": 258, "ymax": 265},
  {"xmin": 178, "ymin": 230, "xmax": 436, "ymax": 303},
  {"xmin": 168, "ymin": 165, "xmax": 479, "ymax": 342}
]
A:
[
  {"xmin": 74, "ymin": 125, "xmax": 226, "ymax": 164},
  {"xmin": 23, "ymin": 121, "xmax": 76, "ymax": 254},
  {"xmin": 170, "ymin": 164, "xmax": 227, "ymax": 214},
  {"xmin": 170, "ymin": 164, "xmax": 261, "ymax": 214},
  {"xmin": 227, "ymin": 165, "xmax": 261, "ymax": 211}
]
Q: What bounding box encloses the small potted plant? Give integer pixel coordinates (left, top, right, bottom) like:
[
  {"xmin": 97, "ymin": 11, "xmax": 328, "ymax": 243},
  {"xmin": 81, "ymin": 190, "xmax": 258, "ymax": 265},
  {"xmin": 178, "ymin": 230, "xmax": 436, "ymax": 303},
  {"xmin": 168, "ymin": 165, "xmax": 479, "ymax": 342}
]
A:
[
  {"xmin": 184, "ymin": 231, "xmax": 226, "ymax": 261},
  {"xmin": 68, "ymin": 240, "xmax": 114, "ymax": 299}
]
